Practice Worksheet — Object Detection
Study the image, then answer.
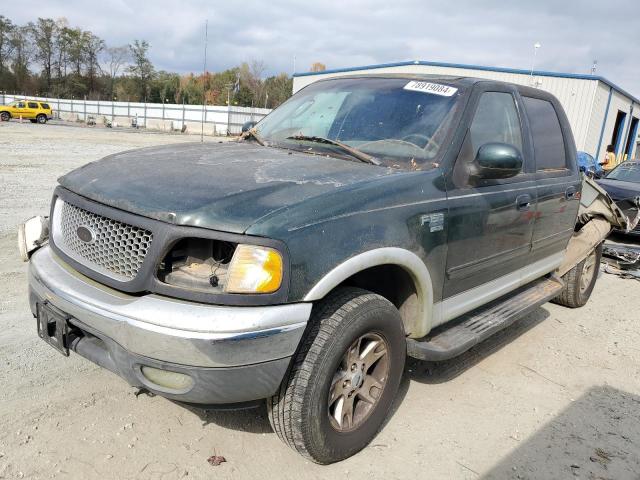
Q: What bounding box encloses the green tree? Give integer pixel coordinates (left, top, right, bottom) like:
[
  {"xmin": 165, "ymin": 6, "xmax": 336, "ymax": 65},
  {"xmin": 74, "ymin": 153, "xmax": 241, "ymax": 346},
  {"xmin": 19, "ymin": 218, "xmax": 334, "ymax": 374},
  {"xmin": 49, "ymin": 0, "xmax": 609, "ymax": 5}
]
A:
[
  {"xmin": 84, "ymin": 32, "xmax": 104, "ymax": 95},
  {"xmin": 104, "ymin": 45, "xmax": 129, "ymax": 97},
  {"xmin": 263, "ymin": 73, "xmax": 293, "ymax": 108},
  {"xmin": 149, "ymin": 71, "xmax": 180, "ymax": 103},
  {"xmin": 31, "ymin": 17, "xmax": 57, "ymax": 93},
  {"xmin": 0, "ymin": 16, "xmax": 15, "ymax": 89},
  {"xmin": 127, "ymin": 40, "xmax": 154, "ymax": 101},
  {"xmin": 9, "ymin": 25, "xmax": 32, "ymax": 92}
]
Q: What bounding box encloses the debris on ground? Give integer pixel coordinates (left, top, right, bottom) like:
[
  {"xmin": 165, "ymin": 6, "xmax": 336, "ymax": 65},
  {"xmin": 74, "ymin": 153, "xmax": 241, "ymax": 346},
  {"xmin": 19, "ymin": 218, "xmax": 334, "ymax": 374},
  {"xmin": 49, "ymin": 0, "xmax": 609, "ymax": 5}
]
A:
[
  {"xmin": 207, "ymin": 454, "xmax": 227, "ymax": 466},
  {"xmin": 602, "ymin": 242, "xmax": 640, "ymax": 280}
]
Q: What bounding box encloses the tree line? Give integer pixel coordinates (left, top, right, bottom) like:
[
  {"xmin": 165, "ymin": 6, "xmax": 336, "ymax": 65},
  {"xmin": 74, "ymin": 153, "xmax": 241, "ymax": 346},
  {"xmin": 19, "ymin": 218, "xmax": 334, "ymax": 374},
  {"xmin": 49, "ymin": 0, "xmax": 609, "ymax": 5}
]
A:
[{"xmin": 0, "ymin": 15, "xmax": 305, "ymax": 108}]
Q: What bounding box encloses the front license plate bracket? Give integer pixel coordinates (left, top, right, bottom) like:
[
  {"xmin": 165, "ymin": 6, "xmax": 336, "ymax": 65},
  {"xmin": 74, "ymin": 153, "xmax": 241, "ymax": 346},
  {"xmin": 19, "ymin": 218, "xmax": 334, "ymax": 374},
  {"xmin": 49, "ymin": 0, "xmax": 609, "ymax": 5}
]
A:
[{"xmin": 36, "ymin": 302, "xmax": 70, "ymax": 356}]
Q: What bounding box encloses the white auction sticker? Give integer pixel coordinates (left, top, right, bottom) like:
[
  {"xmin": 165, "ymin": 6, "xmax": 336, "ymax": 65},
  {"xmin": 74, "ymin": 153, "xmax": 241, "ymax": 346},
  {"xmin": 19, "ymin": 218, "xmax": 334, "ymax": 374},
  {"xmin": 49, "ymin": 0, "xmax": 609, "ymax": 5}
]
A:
[{"xmin": 403, "ymin": 81, "xmax": 458, "ymax": 97}]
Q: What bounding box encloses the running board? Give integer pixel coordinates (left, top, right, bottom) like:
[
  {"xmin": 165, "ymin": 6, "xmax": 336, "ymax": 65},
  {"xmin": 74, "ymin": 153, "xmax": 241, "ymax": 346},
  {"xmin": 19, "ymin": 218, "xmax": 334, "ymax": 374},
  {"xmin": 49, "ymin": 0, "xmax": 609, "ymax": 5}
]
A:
[{"xmin": 407, "ymin": 276, "xmax": 564, "ymax": 361}]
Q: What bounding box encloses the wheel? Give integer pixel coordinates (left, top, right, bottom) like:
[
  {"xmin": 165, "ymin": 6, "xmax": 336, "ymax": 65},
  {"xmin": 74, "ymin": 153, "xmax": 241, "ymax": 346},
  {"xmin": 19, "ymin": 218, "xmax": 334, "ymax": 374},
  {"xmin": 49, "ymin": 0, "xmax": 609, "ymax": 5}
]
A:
[
  {"xmin": 36, "ymin": 114, "xmax": 47, "ymax": 124},
  {"xmin": 552, "ymin": 243, "xmax": 602, "ymax": 308},
  {"xmin": 268, "ymin": 287, "xmax": 405, "ymax": 464},
  {"xmin": 0, "ymin": 111, "xmax": 10, "ymax": 122}
]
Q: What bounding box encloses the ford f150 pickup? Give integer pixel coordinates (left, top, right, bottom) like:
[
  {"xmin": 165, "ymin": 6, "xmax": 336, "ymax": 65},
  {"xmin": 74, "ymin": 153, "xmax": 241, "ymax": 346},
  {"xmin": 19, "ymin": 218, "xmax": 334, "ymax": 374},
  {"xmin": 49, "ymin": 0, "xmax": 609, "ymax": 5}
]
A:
[{"xmin": 20, "ymin": 75, "xmax": 634, "ymax": 464}]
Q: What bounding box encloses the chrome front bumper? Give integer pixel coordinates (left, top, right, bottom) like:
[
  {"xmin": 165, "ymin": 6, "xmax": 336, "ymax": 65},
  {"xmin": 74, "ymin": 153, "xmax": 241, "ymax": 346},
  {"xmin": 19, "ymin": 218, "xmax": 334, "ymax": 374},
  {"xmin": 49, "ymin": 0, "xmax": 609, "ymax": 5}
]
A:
[{"xmin": 28, "ymin": 246, "xmax": 312, "ymax": 403}]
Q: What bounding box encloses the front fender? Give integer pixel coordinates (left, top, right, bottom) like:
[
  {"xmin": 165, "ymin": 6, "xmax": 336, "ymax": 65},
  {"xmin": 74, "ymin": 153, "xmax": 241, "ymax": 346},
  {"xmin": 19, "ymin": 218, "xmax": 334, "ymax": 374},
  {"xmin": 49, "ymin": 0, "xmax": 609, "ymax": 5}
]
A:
[{"xmin": 303, "ymin": 247, "xmax": 436, "ymax": 337}]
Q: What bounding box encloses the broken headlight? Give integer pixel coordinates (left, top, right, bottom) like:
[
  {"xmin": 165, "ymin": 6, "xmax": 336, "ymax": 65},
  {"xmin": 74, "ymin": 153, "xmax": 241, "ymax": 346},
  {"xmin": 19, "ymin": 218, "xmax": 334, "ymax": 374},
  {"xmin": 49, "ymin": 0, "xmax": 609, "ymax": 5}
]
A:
[{"xmin": 158, "ymin": 238, "xmax": 283, "ymax": 294}]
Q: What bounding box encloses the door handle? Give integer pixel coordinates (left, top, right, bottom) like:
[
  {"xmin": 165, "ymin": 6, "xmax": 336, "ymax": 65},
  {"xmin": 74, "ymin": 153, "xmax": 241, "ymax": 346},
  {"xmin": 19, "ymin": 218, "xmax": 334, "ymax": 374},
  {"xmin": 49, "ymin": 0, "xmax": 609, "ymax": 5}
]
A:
[
  {"xmin": 565, "ymin": 186, "xmax": 577, "ymax": 200},
  {"xmin": 516, "ymin": 194, "xmax": 531, "ymax": 211}
]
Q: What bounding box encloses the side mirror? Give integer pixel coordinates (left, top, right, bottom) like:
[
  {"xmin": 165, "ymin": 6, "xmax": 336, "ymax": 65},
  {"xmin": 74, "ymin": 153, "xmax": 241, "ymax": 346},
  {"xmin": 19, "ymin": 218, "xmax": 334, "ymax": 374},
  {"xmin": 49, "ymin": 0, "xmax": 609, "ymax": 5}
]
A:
[
  {"xmin": 470, "ymin": 142, "xmax": 523, "ymax": 180},
  {"xmin": 241, "ymin": 121, "xmax": 257, "ymax": 133}
]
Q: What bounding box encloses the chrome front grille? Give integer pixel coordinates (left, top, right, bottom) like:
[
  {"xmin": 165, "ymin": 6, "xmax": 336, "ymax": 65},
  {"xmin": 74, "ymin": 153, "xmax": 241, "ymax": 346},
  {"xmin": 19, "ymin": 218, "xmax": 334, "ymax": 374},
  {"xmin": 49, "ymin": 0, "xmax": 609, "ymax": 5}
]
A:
[{"xmin": 52, "ymin": 199, "xmax": 153, "ymax": 281}]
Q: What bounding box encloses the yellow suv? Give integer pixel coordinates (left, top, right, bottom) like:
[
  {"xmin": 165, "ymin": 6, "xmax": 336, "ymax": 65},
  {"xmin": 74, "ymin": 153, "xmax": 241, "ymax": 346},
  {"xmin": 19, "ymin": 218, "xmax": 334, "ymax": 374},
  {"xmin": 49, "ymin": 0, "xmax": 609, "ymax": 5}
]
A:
[{"xmin": 0, "ymin": 100, "xmax": 52, "ymax": 124}]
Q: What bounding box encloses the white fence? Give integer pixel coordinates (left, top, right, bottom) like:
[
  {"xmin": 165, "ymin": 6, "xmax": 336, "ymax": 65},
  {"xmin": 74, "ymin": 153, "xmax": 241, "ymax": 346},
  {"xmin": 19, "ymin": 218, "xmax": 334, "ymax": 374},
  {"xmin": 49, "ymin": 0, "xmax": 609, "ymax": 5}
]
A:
[{"xmin": 0, "ymin": 93, "xmax": 272, "ymax": 135}]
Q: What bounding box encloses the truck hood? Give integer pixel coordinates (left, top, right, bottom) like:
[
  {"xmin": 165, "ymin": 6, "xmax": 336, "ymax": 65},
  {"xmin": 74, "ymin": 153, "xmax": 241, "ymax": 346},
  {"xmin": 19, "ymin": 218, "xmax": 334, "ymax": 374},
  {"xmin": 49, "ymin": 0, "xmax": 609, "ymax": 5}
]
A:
[{"xmin": 59, "ymin": 142, "xmax": 399, "ymax": 233}]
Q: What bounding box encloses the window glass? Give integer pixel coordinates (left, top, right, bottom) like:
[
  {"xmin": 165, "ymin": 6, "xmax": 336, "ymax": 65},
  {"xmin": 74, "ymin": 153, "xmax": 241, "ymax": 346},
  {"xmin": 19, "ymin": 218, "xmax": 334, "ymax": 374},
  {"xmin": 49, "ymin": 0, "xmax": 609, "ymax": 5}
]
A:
[
  {"xmin": 605, "ymin": 162, "xmax": 640, "ymax": 183},
  {"xmin": 452, "ymin": 92, "xmax": 524, "ymax": 187},
  {"xmin": 40, "ymin": 103, "xmax": 50, "ymax": 109},
  {"xmin": 17, "ymin": 102, "xmax": 25, "ymax": 108},
  {"xmin": 523, "ymin": 97, "xmax": 567, "ymax": 170},
  {"xmin": 28, "ymin": 102, "xmax": 38, "ymax": 109},
  {"xmin": 469, "ymin": 92, "xmax": 523, "ymax": 154},
  {"xmin": 255, "ymin": 78, "xmax": 462, "ymax": 170}
]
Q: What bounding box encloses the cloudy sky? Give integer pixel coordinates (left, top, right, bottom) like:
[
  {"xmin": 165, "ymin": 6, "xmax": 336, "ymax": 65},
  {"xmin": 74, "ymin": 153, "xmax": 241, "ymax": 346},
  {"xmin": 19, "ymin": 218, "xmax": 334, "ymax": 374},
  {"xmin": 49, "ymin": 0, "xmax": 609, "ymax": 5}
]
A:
[{"xmin": 6, "ymin": 0, "xmax": 640, "ymax": 95}]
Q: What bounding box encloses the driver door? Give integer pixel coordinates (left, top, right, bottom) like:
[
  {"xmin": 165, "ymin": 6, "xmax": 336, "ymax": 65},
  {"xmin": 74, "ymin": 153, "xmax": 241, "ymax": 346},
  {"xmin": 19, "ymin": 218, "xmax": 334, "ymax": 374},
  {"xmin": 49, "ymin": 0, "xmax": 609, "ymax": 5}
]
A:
[{"xmin": 442, "ymin": 86, "xmax": 537, "ymax": 309}]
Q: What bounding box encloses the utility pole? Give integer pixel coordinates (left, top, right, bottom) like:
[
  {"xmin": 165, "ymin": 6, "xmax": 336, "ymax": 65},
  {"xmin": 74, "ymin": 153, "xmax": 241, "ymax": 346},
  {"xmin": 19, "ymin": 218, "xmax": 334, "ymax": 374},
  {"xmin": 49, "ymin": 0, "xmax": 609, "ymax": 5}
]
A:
[
  {"xmin": 591, "ymin": 59, "xmax": 598, "ymax": 75},
  {"xmin": 200, "ymin": 19, "xmax": 208, "ymax": 143},
  {"xmin": 226, "ymin": 83, "xmax": 232, "ymax": 135}
]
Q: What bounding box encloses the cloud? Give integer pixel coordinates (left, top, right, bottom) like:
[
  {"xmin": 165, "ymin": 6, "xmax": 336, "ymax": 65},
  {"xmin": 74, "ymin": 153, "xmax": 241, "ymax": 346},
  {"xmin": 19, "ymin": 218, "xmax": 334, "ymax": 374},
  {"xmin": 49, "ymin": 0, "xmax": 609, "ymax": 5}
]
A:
[{"xmin": 5, "ymin": 0, "xmax": 640, "ymax": 96}]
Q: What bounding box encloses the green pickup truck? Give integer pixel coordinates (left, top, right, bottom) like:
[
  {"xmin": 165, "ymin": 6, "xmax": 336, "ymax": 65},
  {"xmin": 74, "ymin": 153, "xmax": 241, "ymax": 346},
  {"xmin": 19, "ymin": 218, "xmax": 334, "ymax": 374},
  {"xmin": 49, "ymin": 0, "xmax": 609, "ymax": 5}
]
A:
[{"xmin": 21, "ymin": 74, "xmax": 629, "ymax": 464}]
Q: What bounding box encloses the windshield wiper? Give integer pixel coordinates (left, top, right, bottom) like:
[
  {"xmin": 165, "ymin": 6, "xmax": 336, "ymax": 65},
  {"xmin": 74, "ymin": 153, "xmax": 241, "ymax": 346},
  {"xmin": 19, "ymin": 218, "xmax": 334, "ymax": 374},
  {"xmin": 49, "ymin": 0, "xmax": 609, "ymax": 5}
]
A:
[
  {"xmin": 240, "ymin": 128, "xmax": 266, "ymax": 146},
  {"xmin": 286, "ymin": 135, "xmax": 380, "ymax": 165}
]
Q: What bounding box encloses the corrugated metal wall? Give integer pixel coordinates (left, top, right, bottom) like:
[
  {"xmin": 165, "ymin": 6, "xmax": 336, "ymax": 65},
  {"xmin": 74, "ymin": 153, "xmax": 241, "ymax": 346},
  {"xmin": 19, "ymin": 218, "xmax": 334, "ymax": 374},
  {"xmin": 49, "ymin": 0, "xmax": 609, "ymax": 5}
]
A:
[{"xmin": 292, "ymin": 64, "xmax": 635, "ymax": 158}]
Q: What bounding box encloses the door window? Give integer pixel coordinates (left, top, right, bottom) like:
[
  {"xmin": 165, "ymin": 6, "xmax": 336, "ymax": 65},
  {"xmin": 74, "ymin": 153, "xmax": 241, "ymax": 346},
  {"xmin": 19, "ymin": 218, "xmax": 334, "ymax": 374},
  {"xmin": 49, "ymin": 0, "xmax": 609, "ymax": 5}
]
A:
[
  {"xmin": 28, "ymin": 102, "xmax": 38, "ymax": 109},
  {"xmin": 469, "ymin": 92, "xmax": 523, "ymax": 153},
  {"xmin": 523, "ymin": 97, "xmax": 567, "ymax": 171},
  {"xmin": 453, "ymin": 92, "xmax": 524, "ymax": 187}
]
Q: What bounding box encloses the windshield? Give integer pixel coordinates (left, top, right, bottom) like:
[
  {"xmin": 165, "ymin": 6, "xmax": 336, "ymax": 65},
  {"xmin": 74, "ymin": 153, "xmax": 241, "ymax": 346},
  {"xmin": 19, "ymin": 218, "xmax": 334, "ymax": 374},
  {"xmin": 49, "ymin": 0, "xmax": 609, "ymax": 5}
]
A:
[
  {"xmin": 605, "ymin": 162, "xmax": 640, "ymax": 183},
  {"xmin": 255, "ymin": 77, "xmax": 463, "ymax": 170}
]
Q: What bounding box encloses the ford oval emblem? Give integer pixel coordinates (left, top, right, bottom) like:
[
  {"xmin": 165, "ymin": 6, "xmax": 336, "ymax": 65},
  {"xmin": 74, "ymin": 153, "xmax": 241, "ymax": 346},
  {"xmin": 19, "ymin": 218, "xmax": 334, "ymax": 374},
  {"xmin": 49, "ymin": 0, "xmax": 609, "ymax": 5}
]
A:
[{"xmin": 76, "ymin": 225, "xmax": 96, "ymax": 244}]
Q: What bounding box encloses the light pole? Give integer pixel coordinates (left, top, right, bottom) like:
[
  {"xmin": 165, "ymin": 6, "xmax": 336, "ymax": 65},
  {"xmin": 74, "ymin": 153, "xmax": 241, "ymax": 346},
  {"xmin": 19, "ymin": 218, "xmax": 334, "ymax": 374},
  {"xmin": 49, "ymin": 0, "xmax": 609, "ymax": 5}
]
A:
[{"xmin": 530, "ymin": 42, "xmax": 541, "ymax": 84}]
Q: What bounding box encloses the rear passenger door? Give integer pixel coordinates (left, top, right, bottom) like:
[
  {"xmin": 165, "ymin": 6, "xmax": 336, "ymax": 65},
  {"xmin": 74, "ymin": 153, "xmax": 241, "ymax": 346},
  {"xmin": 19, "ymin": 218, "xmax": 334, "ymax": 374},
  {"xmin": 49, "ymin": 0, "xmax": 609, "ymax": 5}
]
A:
[
  {"xmin": 444, "ymin": 86, "xmax": 536, "ymax": 299},
  {"xmin": 521, "ymin": 95, "xmax": 581, "ymax": 261},
  {"xmin": 26, "ymin": 102, "xmax": 40, "ymax": 119}
]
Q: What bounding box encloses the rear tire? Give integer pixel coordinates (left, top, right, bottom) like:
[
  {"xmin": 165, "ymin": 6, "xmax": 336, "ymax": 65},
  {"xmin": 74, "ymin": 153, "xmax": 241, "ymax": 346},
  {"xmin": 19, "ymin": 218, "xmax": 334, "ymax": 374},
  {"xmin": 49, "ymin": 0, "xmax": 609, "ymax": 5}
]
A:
[
  {"xmin": 268, "ymin": 287, "xmax": 406, "ymax": 464},
  {"xmin": 36, "ymin": 114, "xmax": 47, "ymax": 124},
  {"xmin": 553, "ymin": 243, "xmax": 602, "ymax": 308},
  {"xmin": 0, "ymin": 111, "xmax": 10, "ymax": 122}
]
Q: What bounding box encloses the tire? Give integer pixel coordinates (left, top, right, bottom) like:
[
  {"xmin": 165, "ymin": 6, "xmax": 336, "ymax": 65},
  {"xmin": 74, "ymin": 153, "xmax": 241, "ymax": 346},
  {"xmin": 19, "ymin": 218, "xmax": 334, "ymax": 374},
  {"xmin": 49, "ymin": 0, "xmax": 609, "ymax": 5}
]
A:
[
  {"xmin": 0, "ymin": 111, "xmax": 10, "ymax": 122},
  {"xmin": 268, "ymin": 287, "xmax": 406, "ymax": 464},
  {"xmin": 36, "ymin": 114, "xmax": 47, "ymax": 124},
  {"xmin": 553, "ymin": 243, "xmax": 602, "ymax": 308}
]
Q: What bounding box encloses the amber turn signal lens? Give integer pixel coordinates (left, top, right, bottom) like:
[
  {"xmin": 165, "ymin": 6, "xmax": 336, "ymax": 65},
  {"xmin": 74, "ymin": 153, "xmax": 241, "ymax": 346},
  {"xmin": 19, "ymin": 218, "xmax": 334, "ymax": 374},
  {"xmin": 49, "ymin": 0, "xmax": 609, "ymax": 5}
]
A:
[{"xmin": 225, "ymin": 245, "xmax": 283, "ymax": 294}]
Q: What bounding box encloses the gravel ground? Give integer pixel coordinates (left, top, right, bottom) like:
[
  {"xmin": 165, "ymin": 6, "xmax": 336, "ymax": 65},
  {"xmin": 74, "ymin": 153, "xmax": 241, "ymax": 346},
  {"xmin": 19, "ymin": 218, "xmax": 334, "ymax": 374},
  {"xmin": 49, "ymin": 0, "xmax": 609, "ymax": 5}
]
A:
[{"xmin": 1, "ymin": 121, "xmax": 639, "ymax": 480}]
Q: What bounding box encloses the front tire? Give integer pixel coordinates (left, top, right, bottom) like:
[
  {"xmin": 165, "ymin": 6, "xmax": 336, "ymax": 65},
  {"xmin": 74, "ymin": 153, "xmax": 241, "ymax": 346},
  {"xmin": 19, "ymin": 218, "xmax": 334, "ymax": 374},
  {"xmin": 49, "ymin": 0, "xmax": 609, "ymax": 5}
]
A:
[
  {"xmin": 553, "ymin": 243, "xmax": 602, "ymax": 308},
  {"xmin": 0, "ymin": 111, "xmax": 10, "ymax": 122},
  {"xmin": 268, "ymin": 287, "xmax": 405, "ymax": 464}
]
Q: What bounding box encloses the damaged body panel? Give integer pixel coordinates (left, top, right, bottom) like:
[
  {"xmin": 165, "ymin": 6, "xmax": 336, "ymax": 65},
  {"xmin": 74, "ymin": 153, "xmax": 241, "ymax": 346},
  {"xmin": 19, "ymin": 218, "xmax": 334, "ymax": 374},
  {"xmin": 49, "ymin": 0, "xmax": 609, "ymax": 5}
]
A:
[{"xmin": 557, "ymin": 176, "xmax": 638, "ymax": 277}]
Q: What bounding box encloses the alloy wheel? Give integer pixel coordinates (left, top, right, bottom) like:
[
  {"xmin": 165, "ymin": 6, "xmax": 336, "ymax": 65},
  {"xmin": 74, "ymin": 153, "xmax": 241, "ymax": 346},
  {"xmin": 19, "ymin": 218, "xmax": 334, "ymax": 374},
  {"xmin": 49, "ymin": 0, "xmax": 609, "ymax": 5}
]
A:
[
  {"xmin": 328, "ymin": 332, "xmax": 389, "ymax": 432},
  {"xmin": 580, "ymin": 250, "xmax": 597, "ymax": 293}
]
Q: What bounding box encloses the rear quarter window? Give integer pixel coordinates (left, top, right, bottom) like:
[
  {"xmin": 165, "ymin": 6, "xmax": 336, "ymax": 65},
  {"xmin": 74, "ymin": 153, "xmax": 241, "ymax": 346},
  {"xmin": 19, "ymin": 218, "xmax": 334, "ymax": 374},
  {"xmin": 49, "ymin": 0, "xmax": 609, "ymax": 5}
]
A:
[
  {"xmin": 40, "ymin": 103, "xmax": 50, "ymax": 109},
  {"xmin": 523, "ymin": 97, "xmax": 567, "ymax": 171}
]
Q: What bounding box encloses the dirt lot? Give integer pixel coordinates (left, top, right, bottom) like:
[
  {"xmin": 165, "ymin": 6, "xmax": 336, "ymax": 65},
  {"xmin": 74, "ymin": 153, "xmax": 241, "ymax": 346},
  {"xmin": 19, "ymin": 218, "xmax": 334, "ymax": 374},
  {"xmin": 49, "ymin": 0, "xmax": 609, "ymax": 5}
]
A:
[{"xmin": 1, "ymin": 121, "xmax": 639, "ymax": 480}]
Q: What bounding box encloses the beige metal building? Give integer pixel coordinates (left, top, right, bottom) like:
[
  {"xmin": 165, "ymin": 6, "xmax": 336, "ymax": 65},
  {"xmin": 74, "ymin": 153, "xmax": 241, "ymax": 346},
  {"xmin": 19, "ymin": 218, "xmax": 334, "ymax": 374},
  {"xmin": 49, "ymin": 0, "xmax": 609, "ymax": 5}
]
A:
[{"xmin": 293, "ymin": 60, "xmax": 640, "ymax": 162}]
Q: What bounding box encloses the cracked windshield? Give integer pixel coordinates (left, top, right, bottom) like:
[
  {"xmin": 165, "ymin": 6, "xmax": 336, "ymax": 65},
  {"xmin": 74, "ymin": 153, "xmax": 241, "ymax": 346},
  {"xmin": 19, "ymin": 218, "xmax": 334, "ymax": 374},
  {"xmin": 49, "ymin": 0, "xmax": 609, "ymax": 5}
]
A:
[{"xmin": 255, "ymin": 77, "xmax": 462, "ymax": 170}]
